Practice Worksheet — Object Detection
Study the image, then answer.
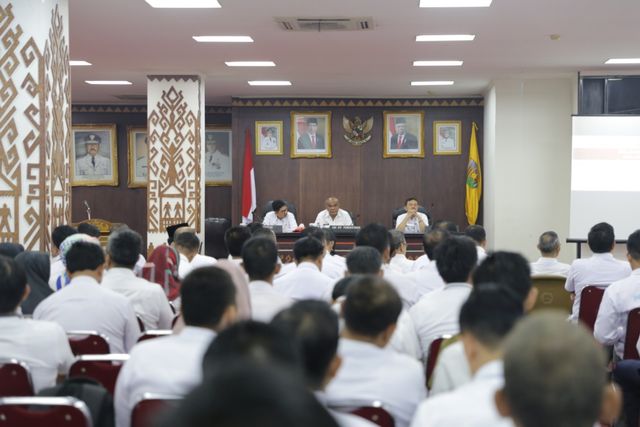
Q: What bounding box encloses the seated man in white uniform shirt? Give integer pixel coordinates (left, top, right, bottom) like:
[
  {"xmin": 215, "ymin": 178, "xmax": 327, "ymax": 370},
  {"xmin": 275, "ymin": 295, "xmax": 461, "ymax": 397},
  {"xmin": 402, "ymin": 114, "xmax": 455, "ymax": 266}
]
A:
[
  {"xmin": 389, "ymin": 230, "xmax": 415, "ymax": 274},
  {"xmin": 405, "ymin": 229, "xmax": 447, "ymax": 299},
  {"xmin": 174, "ymin": 229, "xmax": 217, "ymax": 279},
  {"xmin": 102, "ymin": 228, "xmax": 174, "ymax": 330},
  {"xmin": 224, "ymin": 225, "xmax": 252, "ymax": 268},
  {"xmin": 34, "ymin": 241, "xmax": 140, "ymax": 354},
  {"xmin": 529, "ymin": 230, "xmax": 571, "ymax": 277},
  {"xmin": 251, "ymin": 226, "xmax": 296, "ymax": 279},
  {"xmin": 565, "ymin": 222, "xmax": 631, "ymax": 322},
  {"xmin": 411, "ymin": 285, "xmax": 524, "ymax": 427},
  {"xmin": 48, "ymin": 225, "xmax": 77, "ymax": 291},
  {"xmin": 465, "ymin": 224, "xmax": 488, "ymax": 265},
  {"xmin": 0, "ymin": 256, "xmax": 75, "ymax": 392},
  {"xmin": 263, "ymin": 199, "xmax": 298, "ymax": 233},
  {"xmin": 243, "ymin": 237, "xmax": 293, "ymax": 322},
  {"xmin": 314, "ymin": 197, "xmax": 353, "ymax": 227},
  {"xmin": 114, "ymin": 266, "xmax": 238, "ymax": 427},
  {"xmin": 324, "ymin": 276, "xmax": 426, "ymax": 427},
  {"xmin": 395, "ymin": 197, "xmax": 429, "ymax": 234},
  {"xmin": 304, "ymin": 227, "xmax": 346, "ymax": 280}
]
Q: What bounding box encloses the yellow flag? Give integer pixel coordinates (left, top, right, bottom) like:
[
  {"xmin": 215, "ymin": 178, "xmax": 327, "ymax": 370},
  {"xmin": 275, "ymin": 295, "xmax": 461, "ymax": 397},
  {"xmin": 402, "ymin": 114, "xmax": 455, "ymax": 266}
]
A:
[{"xmin": 465, "ymin": 122, "xmax": 482, "ymax": 225}]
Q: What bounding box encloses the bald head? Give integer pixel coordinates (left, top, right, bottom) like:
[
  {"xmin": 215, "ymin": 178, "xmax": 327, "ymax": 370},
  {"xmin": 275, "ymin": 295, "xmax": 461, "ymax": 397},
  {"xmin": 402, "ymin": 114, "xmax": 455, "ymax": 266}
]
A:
[{"xmin": 325, "ymin": 197, "xmax": 340, "ymax": 218}]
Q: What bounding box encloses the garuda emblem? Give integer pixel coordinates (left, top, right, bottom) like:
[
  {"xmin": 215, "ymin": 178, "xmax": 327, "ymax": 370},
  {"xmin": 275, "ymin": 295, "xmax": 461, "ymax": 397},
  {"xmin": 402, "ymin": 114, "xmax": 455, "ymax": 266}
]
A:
[{"xmin": 342, "ymin": 116, "xmax": 374, "ymax": 146}]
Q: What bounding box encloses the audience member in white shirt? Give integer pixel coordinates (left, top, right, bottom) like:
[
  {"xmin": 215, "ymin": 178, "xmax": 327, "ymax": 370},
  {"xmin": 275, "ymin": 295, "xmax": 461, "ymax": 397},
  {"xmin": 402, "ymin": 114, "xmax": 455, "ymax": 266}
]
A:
[
  {"xmin": 389, "ymin": 230, "xmax": 415, "ymax": 274},
  {"xmin": 314, "ymin": 197, "xmax": 354, "ymax": 227},
  {"xmin": 34, "ymin": 240, "xmax": 140, "ymax": 353},
  {"xmin": 594, "ymin": 230, "xmax": 640, "ymax": 359},
  {"xmin": 271, "ymin": 300, "xmax": 377, "ymax": 427},
  {"xmin": 395, "ymin": 197, "xmax": 429, "ymax": 234},
  {"xmin": 274, "ymin": 237, "xmax": 333, "ymax": 301},
  {"xmin": 224, "ymin": 225, "xmax": 252, "ymax": 268},
  {"xmin": 411, "ymin": 285, "xmax": 524, "ymax": 427},
  {"xmin": 263, "ymin": 199, "xmax": 298, "ymax": 233},
  {"xmin": 243, "ymin": 237, "xmax": 292, "ymax": 322},
  {"xmin": 251, "ymin": 226, "xmax": 296, "ymax": 280},
  {"xmin": 405, "ymin": 229, "xmax": 449, "ymax": 300},
  {"xmin": 529, "ymin": 231, "xmax": 571, "ymax": 277},
  {"xmin": 304, "ymin": 227, "xmax": 347, "ymax": 280},
  {"xmin": 465, "ymin": 224, "xmax": 488, "ymax": 265},
  {"xmin": 48, "ymin": 225, "xmax": 77, "ymax": 291},
  {"xmin": 325, "ymin": 276, "xmax": 426, "ymax": 427},
  {"xmin": 102, "ymin": 229, "xmax": 173, "ymax": 330},
  {"xmin": 495, "ymin": 312, "xmax": 619, "ymax": 427},
  {"xmin": 114, "ymin": 266, "xmax": 238, "ymax": 427},
  {"xmin": 174, "ymin": 229, "xmax": 217, "ymax": 279},
  {"xmin": 410, "ymin": 236, "xmax": 477, "ymax": 361},
  {"xmin": 0, "ymin": 256, "xmax": 75, "ymax": 392},
  {"xmin": 565, "ymin": 222, "xmax": 631, "ymax": 322}
]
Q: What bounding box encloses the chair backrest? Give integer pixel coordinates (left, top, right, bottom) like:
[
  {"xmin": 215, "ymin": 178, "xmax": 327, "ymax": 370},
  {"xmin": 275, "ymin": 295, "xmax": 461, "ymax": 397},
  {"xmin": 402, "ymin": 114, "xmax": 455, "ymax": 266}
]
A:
[
  {"xmin": 624, "ymin": 308, "xmax": 640, "ymax": 359},
  {"xmin": 137, "ymin": 330, "xmax": 173, "ymax": 343},
  {"xmin": 531, "ymin": 276, "xmax": 572, "ymax": 314},
  {"xmin": 0, "ymin": 396, "xmax": 93, "ymax": 427},
  {"xmin": 131, "ymin": 393, "xmax": 181, "ymax": 427},
  {"xmin": 69, "ymin": 354, "xmax": 129, "ymax": 395},
  {"xmin": 391, "ymin": 207, "xmax": 430, "ymax": 228},
  {"xmin": 0, "ymin": 360, "xmax": 34, "ymax": 397},
  {"xmin": 351, "ymin": 405, "xmax": 395, "ymax": 427},
  {"xmin": 67, "ymin": 331, "xmax": 110, "ymax": 356},
  {"xmin": 261, "ymin": 200, "xmax": 297, "ymax": 219},
  {"xmin": 425, "ymin": 335, "xmax": 451, "ymax": 389},
  {"xmin": 204, "ymin": 217, "xmax": 231, "ymax": 259},
  {"xmin": 578, "ymin": 286, "xmax": 607, "ymax": 332}
]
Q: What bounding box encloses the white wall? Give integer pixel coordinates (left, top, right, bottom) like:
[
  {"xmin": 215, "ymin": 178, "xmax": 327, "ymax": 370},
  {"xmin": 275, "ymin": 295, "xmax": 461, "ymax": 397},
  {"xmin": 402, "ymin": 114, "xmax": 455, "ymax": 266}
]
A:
[{"xmin": 483, "ymin": 76, "xmax": 577, "ymax": 262}]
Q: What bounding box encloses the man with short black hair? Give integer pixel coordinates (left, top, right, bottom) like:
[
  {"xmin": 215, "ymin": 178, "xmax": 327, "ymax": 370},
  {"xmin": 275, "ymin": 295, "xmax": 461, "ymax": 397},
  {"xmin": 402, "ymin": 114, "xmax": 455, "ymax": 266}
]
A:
[
  {"xmin": 263, "ymin": 199, "xmax": 297, "ymax": 232},
  {"xmin": 102, "ymin": 229, "xmax": 173, "ymax": 330},
  {"xmin": 396, "ymin": 197, "xmax": 429, "ymax": 234},
  {"xmin": 243, "ymin": 237, "xmax": 292, "ymax": 322},
  {"xmin": 34, "ymin": 241, "xmax": 139, "ymax": 353},
  {"xmin": 115, "ymin": 266, "xmax": 238, "ymax": 427},
  {"xmin": 565, "ymin": 222, "xmax": 631, "ymax": 321},
  {"xmin": 325, "ymin": 276, "xmax": 426, "ymax": 427},
  {"xmin": 465, "ymin": 224, "xmax": 487, "ymax": 264},
  {"xmin": 304, "ymin": 227, "xmax": 345, "ymax": 279},
  {"xmin": 0, "ymin": 256, "xmax": 75, "ymax": 392},
  {"xmin": 49, "ymin": 224, "xmax": 77, "ymax": 290},
  {"xmin": 406, "ymin": 229, "xmax": 448, "ymax": 299},
  {"xmin": 77, "ymin": 222, "xmax": 101, "ymax": 238},
  {"xmin": 389, "ymin": 230, "xmax": 415, "ymax": 273},
  {"xmin": 274, "ymin": 237, "xmax": 333, "ymax": 301},
  {"xmin": 224, "ymin": 225, "xmax": 252, "ymax": 266},
  {"xmin": 174, "ymin": 230, "xmax": 217, "ymax": 279},
  {"xmin": 530, "ymin": 231, "xmax": 571, "ymax": 276}
]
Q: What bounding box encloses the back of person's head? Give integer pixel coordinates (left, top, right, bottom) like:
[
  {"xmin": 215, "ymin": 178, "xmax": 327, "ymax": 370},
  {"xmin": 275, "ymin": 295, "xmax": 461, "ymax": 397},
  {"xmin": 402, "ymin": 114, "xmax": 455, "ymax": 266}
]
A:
[
  {"xmin": 343, "ymin": 276, "xmax": 402, "ymax": 337},
  {"xmin": 242, "ymin": 237, "xmax": 278, "ymax": 281},
  {"xmin": 302, "ymin": 226, "xmax": 327, "ymax": 244},
  {"xmin": 432, "ymin": 220, "xmax": 459, "ymax": 233},
  {"xmin": 588, "ymin": 222, "xmax": 615, "ymax": 253},
  {"xmin": 389, "ymin": 229, "xmax": 406, "ymax": 256},
  {"xmin": 323, "ymin": 228, "xmax": 336, "ymax": 245},
  {"xmin": 293, "ymin": 237, "xmax": 324, "ymax": 262},
  {"xmin": 271, "ymin": 301, "xmax": 339, "ymax": 389},
  {"xmin": 355, "ymin": 223, "xmax": 390, "ymax": 256},
  {"xmin": 251, "ymin": 227, "xmax": 276, "ymax": 243},
  {"xmin": 422, "ymin": 228, "xmax": 450, "ymax": 259},
  {"xmin": 65, "ymin": 241, "xmax": 105, "ymax": 274},
  {"xmin": 181, "ymin": 266, "xmax": 236, "ymax": 328},
  {"xmin": 247, "ymin": 222, "xmax": 264, "ymax": 234},
  {"xmin": 272, "ymin": 199, "xmax": 286, "ymax": 212},
  {"xmin": 627, "ymin": 230, "xmax": 640, "ymax": 261},
  {"xmin": 0, "ymin": 243, "xmax": 24, "ymax": 259},
  {"xmin": 0, "ymin": 256, "xmax": 27, "ymax": 314},
  {"xmin": 499, "ymin": 312, "xmax": 606, "ymax": 427},
  {"xmin": 459, "ymin": 284, "xmax": 524, "ymax": 350},
  {"xmin": 537, "ymin": 231, "xmax": 560, "ymax": 255},
  {"xmin": 174, "ymin": 231, "xmax": 200, "ymax": 254},
  {"xmin": 77, "ymin": 222, "xmax": 101, "ymax": 238},
  {"xmin": 465, "ymin": 225, "xmax": 486, "ymax": 245},
  {"xmin": 473, "ymin": 251, "xmax": 532, "ymax": 306},
  {"xmin": 346, "ymin": 246, "xmax": 382, "ymax": 275},
  {"xmin": 107, "ymin": 229, "xmax": 142, "ymax": 269},
  {"xmin": 52, "ymin": 224, "xmax": 78, "ymax": 250},
  {"xmin": 224, "ymin": 226, "xmax": 252, "ymax": 257},
  {"xmin": 331, "ymin": 275, "xmax": 361, "ymax": 301},
  {"xmin": 435, "ymin": 236, "xmax": 477, "ymax": 283}
]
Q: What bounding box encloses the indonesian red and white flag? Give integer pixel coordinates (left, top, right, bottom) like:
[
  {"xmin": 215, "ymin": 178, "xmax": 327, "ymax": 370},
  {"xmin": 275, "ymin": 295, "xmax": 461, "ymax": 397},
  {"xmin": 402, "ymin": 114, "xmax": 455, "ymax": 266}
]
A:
[{"xmin": 241, "ymin": 128, "xmax": 256, "ymax": 224}]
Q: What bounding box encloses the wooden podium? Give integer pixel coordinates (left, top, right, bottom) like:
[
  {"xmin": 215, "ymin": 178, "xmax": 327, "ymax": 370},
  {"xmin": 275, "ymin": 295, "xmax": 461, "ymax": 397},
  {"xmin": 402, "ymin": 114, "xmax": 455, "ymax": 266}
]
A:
[{"xmin": 74, "ymin": 218, "xmax": 122, "ymax": 247}]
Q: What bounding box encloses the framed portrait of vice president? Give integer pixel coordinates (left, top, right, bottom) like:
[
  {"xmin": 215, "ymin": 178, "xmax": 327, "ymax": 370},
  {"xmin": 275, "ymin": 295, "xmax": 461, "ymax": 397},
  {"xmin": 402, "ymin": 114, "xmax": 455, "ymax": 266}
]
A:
[
  {"xmin": 290, "ymin": 111, "xmax": 332, "ymax": 159},
  {"xmin": 71, "ymin": 124, "xmax": 119, "ymax": 186},
  {"xmin": 383, "ymin": 111, "xmax": 425, "ymax": 158}
]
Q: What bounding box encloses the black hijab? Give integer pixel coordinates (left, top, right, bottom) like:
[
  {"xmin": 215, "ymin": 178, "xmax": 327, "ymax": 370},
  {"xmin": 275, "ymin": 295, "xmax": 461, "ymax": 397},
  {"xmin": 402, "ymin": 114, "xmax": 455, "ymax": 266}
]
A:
[{"xmin": 15, "ymin": 251, "xmax": 51, "ymax": 315}]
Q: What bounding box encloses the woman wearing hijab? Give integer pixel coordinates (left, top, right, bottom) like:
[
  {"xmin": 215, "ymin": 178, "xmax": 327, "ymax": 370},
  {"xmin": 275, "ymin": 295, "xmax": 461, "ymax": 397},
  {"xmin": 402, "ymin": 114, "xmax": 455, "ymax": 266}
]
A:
[{"xmin": 15, "ymin": 251, "xmax": 52, "ymax": 315}]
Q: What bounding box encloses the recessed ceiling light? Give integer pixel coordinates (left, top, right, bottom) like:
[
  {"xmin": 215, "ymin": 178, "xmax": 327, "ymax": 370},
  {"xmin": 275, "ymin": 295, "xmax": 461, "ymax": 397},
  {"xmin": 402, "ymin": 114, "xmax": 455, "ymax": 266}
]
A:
[
  {"xmin": 248, "ymin": 81, "xmax": 291, "ymax": 86},
  {"xmin": 411, "ymin": 81, "xmax": 454, "ymax": 86},
  {"xmin": 225, "ymin": 61, "xmax": 276, "ymax": 67},
  {"xmin": 145, "ymin": 0, "xmax": 221, "ymax": 8},
  {"xmin": 85, "ymin": 80, "xmax": 132, "ymax": 85},
  {"xmin": 419, "ymin": 0, "xmax": 492, "ymax": 7},
  {"xmin": 193, "ymin": 36, "xmax": 253, "ymax": 43},
  {"xmin": 413, "ymin": 60, "xmax": 463, "ymax": 67},
  {"xmin": 605, "ymin": 58, "xmax": 640, "ymax": 64},
  {"xmin": 416, "ymin": 34, "xmax": 476, "ymax": 42},
  {"xmin": 70, "ymin": 60, "xmax": 92, "ymax": 66}
]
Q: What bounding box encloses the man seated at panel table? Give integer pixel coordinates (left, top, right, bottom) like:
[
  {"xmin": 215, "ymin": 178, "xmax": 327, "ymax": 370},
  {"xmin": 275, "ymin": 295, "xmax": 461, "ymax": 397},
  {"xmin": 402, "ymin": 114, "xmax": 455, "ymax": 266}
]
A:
[
  {"xmin": 395, "ymin": 197, "xmax": 429, "ymax": 234},
  {"xmin": 263, "ymin": 200, "xmax": 298, "ymax": 233},
  {"xmin": 314, "ymin": 197, "xmax": 353, "ymax": 227}
]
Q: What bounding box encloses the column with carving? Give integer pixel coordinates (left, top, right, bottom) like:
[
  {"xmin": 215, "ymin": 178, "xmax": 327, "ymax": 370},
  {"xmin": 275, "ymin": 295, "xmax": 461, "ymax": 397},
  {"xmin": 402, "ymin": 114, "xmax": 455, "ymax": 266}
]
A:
[
  {"xmin": 0, "ymin": 1, "xmax": 72, "ymax": 251},
  {"xmin": 146, "ymin": 76, "xmax": 205, "ymax": 252}
]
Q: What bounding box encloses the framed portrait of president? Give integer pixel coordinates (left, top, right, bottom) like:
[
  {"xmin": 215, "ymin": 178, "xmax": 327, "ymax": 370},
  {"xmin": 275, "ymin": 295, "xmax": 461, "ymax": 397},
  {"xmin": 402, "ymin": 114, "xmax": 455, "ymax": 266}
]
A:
[
  {"xmin": 290, "ymin": 111, "xmax": 332, "ymax": 158},
  {"xmin": 383, "ymin": 111, "xmax": 425, "ymax": 158},
  {"xmin": 71, "ymin": 124, "xmax": 118, "ymax": 186}
]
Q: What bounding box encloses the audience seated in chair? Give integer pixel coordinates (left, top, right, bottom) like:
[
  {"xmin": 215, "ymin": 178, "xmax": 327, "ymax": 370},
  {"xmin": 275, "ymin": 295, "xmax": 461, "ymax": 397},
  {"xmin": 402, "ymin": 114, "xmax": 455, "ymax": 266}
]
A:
[
  {"xmin": 304, "ymin": 227, "xmax": 346, "ymax": 280},
  {"xmin": 173, "ymin": 230, "xmax": 217, "ymax": 280},
  {"xmin": 388, "ymin": 230, "xmax": 415, "ymax": 274},
  {"xmin": 464, "ymin": 225, "xmax": 487, "ymax": 265},
  {"xmin": 529, "ymin": 230, "xmax": 571, "ymax": 277},
  {"xmin": 224, "ymin": 225, "xmax": 252, "ymax": 267}
]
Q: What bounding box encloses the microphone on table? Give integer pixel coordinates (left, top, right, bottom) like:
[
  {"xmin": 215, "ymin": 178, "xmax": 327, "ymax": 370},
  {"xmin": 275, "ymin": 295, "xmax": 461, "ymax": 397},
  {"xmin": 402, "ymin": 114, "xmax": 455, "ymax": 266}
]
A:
[{"xmin": 83, "ymin": 200, "xmax": 91, "ymax": 220}]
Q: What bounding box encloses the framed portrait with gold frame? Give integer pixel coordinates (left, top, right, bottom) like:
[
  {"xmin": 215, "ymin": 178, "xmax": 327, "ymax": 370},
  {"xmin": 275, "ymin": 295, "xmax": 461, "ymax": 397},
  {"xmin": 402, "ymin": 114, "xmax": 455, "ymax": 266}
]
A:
[
  {"xmin": 205, "ymin": 126, "xmax": 232, "ymax": 186},
  {"xmin": 383, "ymin": 111, "xmax": 425, "ymax": 158},
  {"xmin": 433, "ymin": 121, "xmax": 462, "ymax": 155},
  {"xmin": 255, "ymin": 121, "xmax": 283, "ymax": 155},
  {"xmin": 127, "ymin": 127, "xmax": 148, "ymax": 188},
  {"xmin": 71, "ymin": 124, "xmax": 118, "ymax": 186},
  {"xmin": 290, "ymin": 111, "xmax": 332, "ymax": 159}
]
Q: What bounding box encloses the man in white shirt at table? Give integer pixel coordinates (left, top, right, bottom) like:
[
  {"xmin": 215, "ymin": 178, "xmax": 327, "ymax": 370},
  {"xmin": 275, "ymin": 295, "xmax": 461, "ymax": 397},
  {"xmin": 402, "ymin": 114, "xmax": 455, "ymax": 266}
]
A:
[
  {"xmin": 114, "ymin": 266, "xmax": 238, "ymax": 427},
  {"xmin": 395, "ymin": 197, "xmax": 429, "ymax": 234},
  {"xmin": 263, "ymin": 200, "xmax": 298, "ymax": 233},
  {"xmin": 565, "ymin": 222, "xmax": 631, "ymax": 322},
  {"xmin": 530, "ymin": 230, "xmax": 571, "ymax": 277},
  {"xmin": 314, "ymin": 197, "xmax": 353, "ymax": 227}
]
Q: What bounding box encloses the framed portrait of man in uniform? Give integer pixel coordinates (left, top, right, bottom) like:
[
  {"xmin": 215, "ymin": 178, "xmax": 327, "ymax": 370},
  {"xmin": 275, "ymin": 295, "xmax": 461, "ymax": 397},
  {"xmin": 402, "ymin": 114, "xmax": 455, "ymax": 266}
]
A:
[
  {"xmin": 71, "ymin": 124, "xmax": 118, "ymax": 186},
  {"xmin": 205, "ymin": 127, "xmax": 232, "ymax": 186},
  {"xmin": 433, "ymin": 121, "xmax": 461, "ymax": 155},
  {"xmin": 127, "ymin": 127, "xmax": 147, "ymax": 188},
  {"xmin": 255, "ymin": 121, "xmax": 283, "ymax": 155},
  {"xmin": 383, "ymin": 111, "xmax": 425, "ymax": 158},
  {"xmin": 290, "ymin": 111, "xmax": 332, "ymax": 159}
]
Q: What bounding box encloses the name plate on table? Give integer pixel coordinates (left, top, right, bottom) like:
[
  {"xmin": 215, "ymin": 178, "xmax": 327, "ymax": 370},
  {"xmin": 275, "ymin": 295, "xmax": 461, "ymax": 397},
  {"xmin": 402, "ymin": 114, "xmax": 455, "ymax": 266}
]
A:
[
  {"xmin": 329, "ymin": 225, "xmax": 361, "ymax": 235},
  {"xmin": 264, "ymin": 225, "xmax": 283, "ymax": 233}
]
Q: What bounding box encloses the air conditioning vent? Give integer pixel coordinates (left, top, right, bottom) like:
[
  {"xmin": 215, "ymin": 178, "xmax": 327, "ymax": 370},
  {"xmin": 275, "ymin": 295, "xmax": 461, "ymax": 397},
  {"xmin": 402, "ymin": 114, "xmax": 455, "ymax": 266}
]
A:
[{"xmin": 275, "ymin": 17, "xmax": 374, "ymax": 31}]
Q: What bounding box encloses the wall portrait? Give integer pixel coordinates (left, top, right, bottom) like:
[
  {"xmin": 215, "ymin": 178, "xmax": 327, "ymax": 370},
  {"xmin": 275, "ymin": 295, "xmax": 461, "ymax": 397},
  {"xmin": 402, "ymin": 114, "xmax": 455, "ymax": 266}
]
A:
[{"xmin": 71, "ymin": 124, "xmax": 118, "ymax": 186}]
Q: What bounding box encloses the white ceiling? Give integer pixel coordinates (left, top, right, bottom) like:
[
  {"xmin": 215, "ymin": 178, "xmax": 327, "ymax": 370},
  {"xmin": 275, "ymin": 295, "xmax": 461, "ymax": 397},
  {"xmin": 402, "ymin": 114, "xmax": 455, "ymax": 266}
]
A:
[{"xmin": 68, "ymin": 0, "xmax": 640, "ymax": 105}]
